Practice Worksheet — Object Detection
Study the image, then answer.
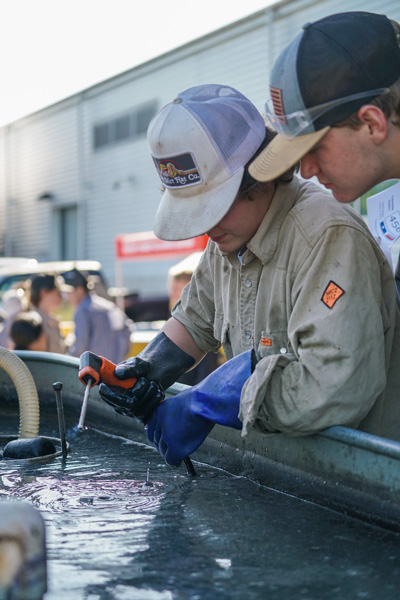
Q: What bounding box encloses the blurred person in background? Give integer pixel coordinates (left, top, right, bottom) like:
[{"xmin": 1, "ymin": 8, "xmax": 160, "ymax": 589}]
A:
[
  {"xmin": 167, "ymin": 252, "xmax": 221, "ymax": 385},
  {"xmin": 10, "ymin": 311, "xmax": 47, "ymax": 351},
  {"xmin": 167, "ymin": 256, "xmax": 200, "ymax": 311},
  {"xmin": 29, "ymin": 274, "xmax": 66, "ymax": 354},
  {"xmin": 64, "ymin": 268, "xmax": 133, "ymax": 363},
  {"xmin": 0, "ymin": 304, "xmax": 7, "ymax": 325},
  {"xmin": 0, "ymin": 288, "xmax": 29, "ymax": 349}
]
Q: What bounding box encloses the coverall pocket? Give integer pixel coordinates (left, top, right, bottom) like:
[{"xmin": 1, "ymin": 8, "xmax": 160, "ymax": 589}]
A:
[{"xmin": 257, "ymin": 331, "xmax": 290, "ymax": 359}]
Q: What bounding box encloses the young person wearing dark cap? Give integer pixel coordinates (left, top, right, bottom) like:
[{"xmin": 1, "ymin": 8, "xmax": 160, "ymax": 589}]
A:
[
  {"xmin": 64, "ymin": 268, "xmax": 133, "ymax": 364},
  {"xmin": 248, "ymin": 11, "xmax": 400, "ymax": 292},
  {"xmin": 99, "ymin": 84, "xmax": 400, "ymax": 467},
  {"xmin": 29, "ymin": 274, "xmax": 66, "ymax": 354}
]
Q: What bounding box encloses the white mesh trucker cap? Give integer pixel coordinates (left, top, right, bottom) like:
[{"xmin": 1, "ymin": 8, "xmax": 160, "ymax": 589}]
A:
[{"xmin": 147, "ymin": 84, "xmax": 265, "ymax": 241}]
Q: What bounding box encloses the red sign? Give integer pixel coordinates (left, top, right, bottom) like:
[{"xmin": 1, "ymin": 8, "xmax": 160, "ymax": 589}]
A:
[{"xmin": 115, "ymin": 231, "xmax": 208, "ymax": 260}]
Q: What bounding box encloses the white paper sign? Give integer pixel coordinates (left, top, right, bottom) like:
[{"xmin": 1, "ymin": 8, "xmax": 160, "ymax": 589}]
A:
[{"xmin": 367, "ymin": 181, "xmax": 400, "ymax": 246}]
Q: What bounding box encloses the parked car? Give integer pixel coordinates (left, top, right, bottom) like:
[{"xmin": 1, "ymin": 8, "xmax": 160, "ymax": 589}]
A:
[
  {"xmin": 0, "ymin": 257, "xmax": 38, "ymax": 272},
  {"xmin": 0, "ymin": 260, "xmax": 109, "ymax": 300}
]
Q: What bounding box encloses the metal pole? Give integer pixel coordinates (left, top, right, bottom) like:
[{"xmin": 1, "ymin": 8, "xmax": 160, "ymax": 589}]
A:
[
  {"xmin": 184, "ymin": 456, "xmax": 197, "ymax": 477},
  {"xmin": 52, "ymin": 382, "xmax": 68, "ymax": 459},
  {"xmin": 78, "ymin": 378, "xmax": 92, "ymax": 431}
]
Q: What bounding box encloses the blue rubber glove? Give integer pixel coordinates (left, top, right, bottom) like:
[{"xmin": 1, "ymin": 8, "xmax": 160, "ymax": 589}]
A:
[{"xmin": 146, "ymin": 349, "xmax": 255, "ymax": 466}]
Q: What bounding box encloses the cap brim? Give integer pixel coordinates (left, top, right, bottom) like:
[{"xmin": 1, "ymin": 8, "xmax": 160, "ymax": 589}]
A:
[
  {"xmin": 248, "ymin": 127, "xmax": 330, "ymax": 182},
  {"xmin": 153, "ymin": 168, "xmax": 244, "ymax": 241}
]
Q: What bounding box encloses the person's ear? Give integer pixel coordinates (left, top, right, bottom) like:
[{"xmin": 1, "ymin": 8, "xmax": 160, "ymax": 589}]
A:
[{"xmin": 357, "ymin": 105, "xmax": 388, "ymax": 144}]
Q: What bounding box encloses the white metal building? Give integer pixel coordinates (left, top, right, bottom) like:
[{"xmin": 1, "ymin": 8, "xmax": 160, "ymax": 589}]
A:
[{"xmin": 1, "ymin": 0, "xmax": 399, "ymax": 294}]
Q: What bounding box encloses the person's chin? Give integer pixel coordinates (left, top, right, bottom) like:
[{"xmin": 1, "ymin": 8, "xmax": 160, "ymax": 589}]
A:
[
  {"xmin": 330, "ymin": 187, "xmax": 356, "ymax": 204},
  {"xmin": 213, "ymin": 240, "xmax": 229, "ymax": 253},
  {"xmin": 211, "ymin": 235, "xmax": 230, "ymax": 253},
  {"xmin": 210, "ymin": 234, "xmax": 243, "ymax": 254},
  {"xmin": 218, "ymin": 243, "xmax": 242, "ymax": 255}
]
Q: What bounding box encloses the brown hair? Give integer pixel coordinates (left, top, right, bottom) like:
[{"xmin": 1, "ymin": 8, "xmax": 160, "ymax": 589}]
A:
[
  {"xmin": 240, "ymin": 126, "xmax": 299, "ymax": 197},
  {"xmin": 10, "ymin": 311, "xmax": 43, "ymax": 350},
  {"xmin": 29, "ymin": 273, "xmax": 58, "ymax": 307}
]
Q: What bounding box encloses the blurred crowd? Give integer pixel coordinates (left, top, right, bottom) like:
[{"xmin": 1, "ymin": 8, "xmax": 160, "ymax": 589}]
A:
[
  {"xmin": 0, "ymin": 269, "xmax": 133, "ymax": 363},
  {"xmin": 0, "ymin": 257, "xmax": 221, "ymax": 385}
]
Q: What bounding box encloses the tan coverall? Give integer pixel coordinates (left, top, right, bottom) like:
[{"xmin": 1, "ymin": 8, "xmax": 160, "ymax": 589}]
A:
[{"xmin": 172, "ymin": 177, "xmax": 400, "ymax": 441}]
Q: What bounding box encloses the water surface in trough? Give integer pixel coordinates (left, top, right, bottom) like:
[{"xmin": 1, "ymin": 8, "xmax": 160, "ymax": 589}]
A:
[{"xmin": 1, "ymin": 420, "xmax": 400, "ymax": 600}]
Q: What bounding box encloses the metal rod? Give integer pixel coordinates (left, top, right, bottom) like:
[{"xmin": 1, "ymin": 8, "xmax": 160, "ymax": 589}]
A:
[
  {"xmin": 184, "ymin": 456, "xmax": 197, "ymax": 477},
  {"xmin": 52, "ymin": 381, "xmax": 68, "ymax": 459},
  {"xmin": 78, "ymin": 378, "xmax": 92, "ymax": 431}
]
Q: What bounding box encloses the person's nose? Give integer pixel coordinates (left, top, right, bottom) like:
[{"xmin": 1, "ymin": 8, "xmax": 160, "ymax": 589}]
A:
[{"xmin": 300, "ymin": 153, "xmax": 319, "ymax": 180}]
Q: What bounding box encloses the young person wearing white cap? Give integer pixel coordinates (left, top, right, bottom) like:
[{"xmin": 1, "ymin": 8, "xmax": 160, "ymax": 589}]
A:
[
  {"xmin": 249, "ymin": 11, "xmax": 400, "ymax": 294},
  {"xmin": 100, "ymin": 84, "xmax": 400, "ymax": 467}
]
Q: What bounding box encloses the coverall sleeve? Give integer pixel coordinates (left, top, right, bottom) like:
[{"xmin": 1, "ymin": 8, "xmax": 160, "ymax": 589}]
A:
[{"xmin": 240, "ymin": 225, "xmax": 389, "ymax": 437}]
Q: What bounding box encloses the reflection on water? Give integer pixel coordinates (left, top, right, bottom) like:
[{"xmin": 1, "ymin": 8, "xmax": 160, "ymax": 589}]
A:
[{"xmin": 1, "ymin": 425, "xmax": 400, "ymax": 599}]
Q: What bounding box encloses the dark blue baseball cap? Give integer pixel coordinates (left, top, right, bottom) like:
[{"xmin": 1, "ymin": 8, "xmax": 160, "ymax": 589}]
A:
[{"xmin": 249, "ymin": 12, "xmax": 400, "ymax": 181}]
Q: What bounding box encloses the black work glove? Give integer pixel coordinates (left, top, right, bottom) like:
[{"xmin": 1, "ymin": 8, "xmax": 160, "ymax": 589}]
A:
[
  {"xmin": 99, "ymin": 332, "xmax": 195, "ymax": 423},
  {"xmin": 99, "ymin": 376, "xmax": 164, "ymax": 423}
]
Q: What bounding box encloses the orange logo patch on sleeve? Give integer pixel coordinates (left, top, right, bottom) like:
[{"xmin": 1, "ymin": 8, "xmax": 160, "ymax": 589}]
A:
[
  {"xmin": 260, "ymin": 337, "xmax": 272, "ymax": 346},
  {"xmin": 321, "ymin": 280, "xmax": 345, "ymax": 309}
]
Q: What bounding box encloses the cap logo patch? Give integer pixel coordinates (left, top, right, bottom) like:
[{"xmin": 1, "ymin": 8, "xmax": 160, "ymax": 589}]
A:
[
  {"xmin": 321, "ymin": 281, "xmax": 345, "ymax": 309},
  {"xmin": 270, "ymin": 86, "xmax": 286, "ymax": 124},
  {"xmin": 153, "ymin": 153, "xmax": 201, "ymax": 188}
]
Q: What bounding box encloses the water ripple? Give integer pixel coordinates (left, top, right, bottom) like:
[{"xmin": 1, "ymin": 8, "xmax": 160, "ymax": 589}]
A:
[{"xmin": 1, "ymin": 472, "xmax": 166, "ymax": 513}]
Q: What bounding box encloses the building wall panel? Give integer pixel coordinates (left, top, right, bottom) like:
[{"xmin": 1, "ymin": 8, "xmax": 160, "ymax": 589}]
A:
[{"xmin": 0, "ymin": 0, "xmax": 399, "ymax": 293}]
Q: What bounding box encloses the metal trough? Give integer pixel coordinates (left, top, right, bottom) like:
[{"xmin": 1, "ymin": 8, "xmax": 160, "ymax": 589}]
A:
[{"xmin": 1, "ymin": 351, "xmax": 400, "ymax": 531}]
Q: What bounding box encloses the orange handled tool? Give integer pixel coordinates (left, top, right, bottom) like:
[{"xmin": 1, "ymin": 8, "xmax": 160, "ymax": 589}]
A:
[
  {"xmin": 79, "ymin": 351, "xmax": 137, "ymax": 389},
  {"xmin": 77, "ymin": 351, "xmax": 137, "ymax": 430},
  {"xmin": 77, "ymin": 352, "xmax": 197, "ymax": 476}
]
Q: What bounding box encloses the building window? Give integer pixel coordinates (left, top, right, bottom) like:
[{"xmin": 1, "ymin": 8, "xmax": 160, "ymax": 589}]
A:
[
  {"xmin": 94, "ymin": 123, "xmax": 110, "ymax": 149},
  {"xmin": 93, "ymin": 102, "xmax": 157, "ymax": 150},
  {"xmin": 136, "ymin": 104, "xmax": 157, "ymax": 135},
  {"xmin": 115, "ymin": 115, "xmax": 131, "ymax": 141}
]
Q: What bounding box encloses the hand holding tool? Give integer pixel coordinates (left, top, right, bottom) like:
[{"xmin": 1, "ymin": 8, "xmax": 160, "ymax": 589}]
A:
[
  {"xmin": 82, "ymin": 350, "xmax": 198, "ymax": 476},
  {"xmin": 113, "ymin": 332, "xmax": 195, "ymax": 393},
  {"xmin": 79, "ymin": 351, "xmax": 138, "ymax": 389},
  {"xmin": 78, "ymin": 351, "xmax": 137, "ymax": 430}
]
